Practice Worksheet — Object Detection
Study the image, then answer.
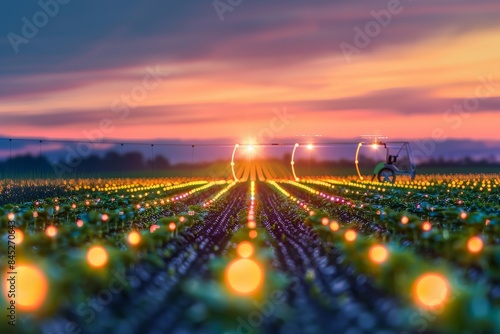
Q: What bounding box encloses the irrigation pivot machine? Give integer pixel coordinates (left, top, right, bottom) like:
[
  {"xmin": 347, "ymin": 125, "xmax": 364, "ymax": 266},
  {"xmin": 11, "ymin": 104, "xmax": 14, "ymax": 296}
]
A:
[{"xmin": 354, "ymin": 135, "xmax": 417, "ymax": 183}]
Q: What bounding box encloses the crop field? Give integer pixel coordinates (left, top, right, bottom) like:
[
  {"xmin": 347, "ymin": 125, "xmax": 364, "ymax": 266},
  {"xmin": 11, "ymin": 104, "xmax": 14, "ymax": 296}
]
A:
[{"xmin": 1, "ymin": 174, "xmax": 499, "ymax": 334}]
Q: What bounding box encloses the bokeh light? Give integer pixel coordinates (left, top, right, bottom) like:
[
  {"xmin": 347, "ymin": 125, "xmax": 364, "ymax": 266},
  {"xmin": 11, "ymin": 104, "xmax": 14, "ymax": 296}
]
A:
[
  {"xmin": 236, "ymin": 241, "xmax": 255, "ymax": 258},
  {"xmin": 414, "ymin": 273, "xmax": 450, "ymax": 309},
  {"xmin": 467, "ymin": 236, "xmax": 484, "ymax": 253},
  {"xmin": 13, "ymin": 229, "xmax": 24, "ymax": 245},
  {"xmin": 87, "ymin": 246, "xmax": 108, "ymax": 268},
  {"xmin": 46, "ymin": 226, "xmax": 57, "ymax": 238},
  {"xmin": 329, "ymin": 221, "xmax": 340, "ymax": 232},
  {"xmin": 3, "ymin": 265, "xmax": 48, "ymax": 311},
  {"xmin": 344, "ymin": 229, "xmax": 357, "ymax": 242},
  {"xmin": 226, "ymin": 259, "xmax": 263, "ymax": 295},
  {"xmin": 369, "ymin": 245, "xmax": 389, "ymax": 264},
  {"xmin": 127, "ymin": 231, "xmax": 141, "ymax": 246}
]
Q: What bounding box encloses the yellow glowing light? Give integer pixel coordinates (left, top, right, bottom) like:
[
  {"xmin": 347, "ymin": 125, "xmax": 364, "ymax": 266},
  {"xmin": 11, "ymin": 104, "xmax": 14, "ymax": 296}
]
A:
[
  {"xmin": 179, "ymin": 216, "xmax": 185, "ymax": 223},
  {"xmin": 460, "ymin": 212, "xmax": 467, "ymax": 220},
  {"xmin": 345, "ymin": 229, "xmax": 357, "ymax": 242},
  {"xmin": 467, "ymin": 236, "xmax": 484, "ymax": 253},
  {"xmin": 329, "ymin": 221, "xmax": 340, "ymax": 232},
  {"xmin": 169, "ymin": 222, "xmax": 177, "ymax": 232},
  {"xmin": 127, "ymin": 231, "xmax": 141, "ymax": 246},
  {"xmin": 321, "ymin": 217, "xmax": 329, "ymax": 226},
  {"xmin": 86, "ymin": 246, "xmax": 108, "ymax": 268},
  {"xmin": 371, "ymin": 143, "xmax": 378, "ymax": 150},
  {"xmin": 236, "ymin": 241, "xmax": 255, "ymax": 258},
  {"xmin": 46, "ymin": 226, "xmax": 57, "ymax": 238},
  {"xmin": 422, "ymin": 222, "xmax": 432, "ymax": 232},
  {"xmin": 248, "ymin": 221, "xmax": 257, "ymax": 229},
  {"xmin": 13, "ymin": 229, "xmax": 24, "ymax": 245},
  {"xmin": 401, "ymin": 216, "xmax": 409, "ymax": 225},
  {"xmin": 226, "ymin": 259, "xmax": 263, "ymax": 295},
  {"xmin": 10, "ymin": 229, "xmax": 24, "ymax": 245},
  {"xmin": 307, "ymin": 144, "xmax": 314, "ymax": 150},
  {"xmin": 7, "ymin": 212, "xmax": 15, "ymax": 221},
  {"xmin": 249, "ymin": 230, "xmax": 258, "ymax": 239},
  {"xmin": 101, "ymin": 214, "xmax": 109, "ymax": 222},
  {"xmin": 414, "ymin": 273, "xmax": 449, "ymax": 309},
  {"xmin": 369, "ymin": 245, "xmax": 389, "ymax": 264},
  {"xmin": 3, "ymin": 265, "xmax": 48, "ymax": 311}
]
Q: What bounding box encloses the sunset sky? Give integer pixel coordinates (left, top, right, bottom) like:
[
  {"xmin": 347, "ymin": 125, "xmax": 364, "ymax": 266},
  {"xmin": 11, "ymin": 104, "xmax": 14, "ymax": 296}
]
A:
[{"xmin": 1, "ymin": 0, "xmax": 499, "ymax": 151}]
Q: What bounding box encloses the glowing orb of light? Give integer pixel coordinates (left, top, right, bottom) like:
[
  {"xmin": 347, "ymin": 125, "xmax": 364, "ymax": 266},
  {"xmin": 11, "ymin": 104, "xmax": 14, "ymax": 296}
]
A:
[
  {"xmin": 86, "ymin": 246, "xmax": 108, "ymax": 268},
  {"xmin": 321, "ymin": 217, "xmax": 329, "ymax": 226},
  {"xmin": 150, "ymin": 224, "xmax": 160, "ymax": 233},
  {"xmin": 414, "ymin": 273, "xmax": 450, "ymax": 309},
  {"xmin": 249, "ymin": 230, "xmax": 258, "ymax": 239},
  {"xmin": 401, "ymin": 216, "xmax": 409, "ymax": 225},
  {"xmin": 127, "ymin": 231, "xmax": 141, "ymax": 246},
  {"xmin": 13, "ymin": 229, "xmax": 24, "ymax": 245},
  {"xmin": 422, "ymin": 222, "xmax": 432, "ymax": 232},
  {"xmin": 33, "ymin": 211, "xmax": 39, "ymax": 218},
  {"xmin": 101, "ymin": 214, "xmax": 109, "ymax": 222},
  {"xmin": 460, "ymin": 212, "xmax": 467, "ymax": 220},
  {"xmin": 179, "ymin": 216, "xmax": 185, "ymax": 223},
  {"xmin": 3, "ymin": 265, "xmax": 48, "ymax": 311},
  {"xmin": 226, "ymin": 259, "xmax": 263, "ymax": 295},
  {"xmin": 236, "ymin": 241, "xmax": 255, "ymax": 258},
  {"xmin": 369, "ymin": 245, "xmax": 389, "ymax": 264},
  {"xmin": 45, "ymin": 226, "xmax": 57, "ymax": 238},
  {"xmin": 76, "ymin": 219, "xmax": 84, "ymax": 228},
  {"xmin": 307, "ymin": 144, "xmax": 314, "ymax": 150},
  {"xmin": 467, "ymin": 236, "xmax": 484, "ymax": 254},
  {"xmin": 344, "ymin": 229, "xmax": 357, "ymax": 242},
  {"xmin": 329, "ymin": 221, "xmax": 340, "ymax": 232},
  {"xmin": 247, "ymin": 221, "xmax": 256, "ymax": 229},
  {"xmin": 7, "ymin": 212, "xmax": 15, "ymax": 221},
  {"xmin": 169, "ymin": 222, "xmax": 177, "ymax": 232}
]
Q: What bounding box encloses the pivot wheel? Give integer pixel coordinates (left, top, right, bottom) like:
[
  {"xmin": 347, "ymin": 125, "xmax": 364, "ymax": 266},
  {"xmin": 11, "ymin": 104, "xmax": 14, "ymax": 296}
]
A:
[{"xmin": 378, "ymin": 168, "xmax": 396, "ymax": 183}]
